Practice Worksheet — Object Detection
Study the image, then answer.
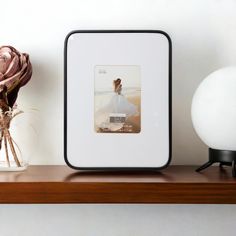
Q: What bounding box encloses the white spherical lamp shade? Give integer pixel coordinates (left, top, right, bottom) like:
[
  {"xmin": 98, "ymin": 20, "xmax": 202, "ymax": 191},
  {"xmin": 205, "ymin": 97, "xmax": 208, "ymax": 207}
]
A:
[
  {"xmin": 192, "ymin": 67, "xmax": 236, "ymax": 176},
  {"xmin": 191, "ymin": 67, "xmax": 236, "ymax": 151}
]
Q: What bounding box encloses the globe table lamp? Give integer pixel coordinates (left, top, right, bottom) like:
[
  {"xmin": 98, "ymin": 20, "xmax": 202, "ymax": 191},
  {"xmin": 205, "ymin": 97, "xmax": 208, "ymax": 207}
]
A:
[{"xmin": 191, "ymin": 67, "xmax": 236, "ymax": 177}]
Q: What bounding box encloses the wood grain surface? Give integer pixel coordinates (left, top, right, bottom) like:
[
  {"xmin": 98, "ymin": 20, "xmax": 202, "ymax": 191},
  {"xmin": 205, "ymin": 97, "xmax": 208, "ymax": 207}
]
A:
[{"xmin": 0, "ymin": 165, "xmax": 235, "ymax": 204}]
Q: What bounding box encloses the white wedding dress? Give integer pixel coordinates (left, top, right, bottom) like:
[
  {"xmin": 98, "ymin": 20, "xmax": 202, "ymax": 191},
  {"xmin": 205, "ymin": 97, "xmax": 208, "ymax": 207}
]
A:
[{"xmin": 95, "ymin": 93, "xmax": 138, "ymax": 131}]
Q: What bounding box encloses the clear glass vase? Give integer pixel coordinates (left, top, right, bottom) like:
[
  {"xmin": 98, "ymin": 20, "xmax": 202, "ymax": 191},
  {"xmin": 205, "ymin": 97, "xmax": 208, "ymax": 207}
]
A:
[{"xmin": 0, "ymin": 108, "xmax": 34, "ymax": 171}]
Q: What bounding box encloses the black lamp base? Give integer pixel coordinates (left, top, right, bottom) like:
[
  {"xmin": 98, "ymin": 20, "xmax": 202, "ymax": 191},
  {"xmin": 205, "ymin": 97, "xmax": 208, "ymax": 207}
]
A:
[{"xmin": 196, "ymin": 148, "xmax": 236, "ymax": 177}]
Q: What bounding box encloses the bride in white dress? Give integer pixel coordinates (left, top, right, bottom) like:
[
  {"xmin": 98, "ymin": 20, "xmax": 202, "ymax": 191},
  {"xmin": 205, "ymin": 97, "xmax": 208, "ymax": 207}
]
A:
[{"xmin": 95, "ymin": 78, "xmax": 138, "ymax": 132}]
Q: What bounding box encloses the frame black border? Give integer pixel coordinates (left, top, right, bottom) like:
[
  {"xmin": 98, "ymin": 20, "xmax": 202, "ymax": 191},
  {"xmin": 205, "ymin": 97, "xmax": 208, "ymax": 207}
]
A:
[{"xmin": 64, "ymin": 30, "xmax": 172, "ymax": 171}]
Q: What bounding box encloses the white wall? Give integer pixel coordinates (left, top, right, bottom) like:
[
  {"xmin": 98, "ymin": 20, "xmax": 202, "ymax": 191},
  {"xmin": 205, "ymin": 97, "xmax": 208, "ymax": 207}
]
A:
[
  {"xmin": 0, "ymin": 204, "xmax": 235, "ymax": 236},
  {"xmin": 2, "ymin": 0, "xmax": 236, "ymax": 165},
  {"xmin": 1, "ymin": 0, "xmax": 236, "ymax": 235}
]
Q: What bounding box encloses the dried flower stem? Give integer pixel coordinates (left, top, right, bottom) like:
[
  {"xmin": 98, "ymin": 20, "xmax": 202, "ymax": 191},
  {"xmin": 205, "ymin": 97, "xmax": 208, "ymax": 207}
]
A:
[
  {"xmin": 0, "ymin": 130, "xmax": 2, "ymax": 150},
  {"xmin": 5, "ymin": 129, "xmax": 21, "ymax": 167},
  {"xmin": 3, "ymin": 131, "xmax": 10, "ymax": 167},
  {"xmin": 0, "ymin": 109, "xmax": 23, "ymax": 168}
]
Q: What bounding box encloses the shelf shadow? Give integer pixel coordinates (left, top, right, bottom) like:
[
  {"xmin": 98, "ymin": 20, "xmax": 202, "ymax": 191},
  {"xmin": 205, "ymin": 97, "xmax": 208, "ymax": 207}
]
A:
[{"xmin": 64, "ymin": 170, "xmax": 174, "ymax": 182}]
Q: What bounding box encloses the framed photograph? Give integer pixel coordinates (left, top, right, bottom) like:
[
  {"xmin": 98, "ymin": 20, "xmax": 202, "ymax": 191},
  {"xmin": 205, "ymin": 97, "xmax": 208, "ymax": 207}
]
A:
[
  {"xmin": 64, "ymin": 30, "xmax": 171, "ymax": 170},
  {"xmin": 94, "ymin": 65, "xmax": 141, "ymax": 134}
]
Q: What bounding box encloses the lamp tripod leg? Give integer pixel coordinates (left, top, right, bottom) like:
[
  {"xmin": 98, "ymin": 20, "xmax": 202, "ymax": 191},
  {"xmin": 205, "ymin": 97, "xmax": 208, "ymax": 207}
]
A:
[
  {"xmin": 219, "ymin": 162, "xmax": 231, "ymax": 168},
  {"xmin": 196, "ymin": 161, "xmax": 213, "ymax": 172},
  {"xmin": 232, "ymin": 160, "xmax": 236, "ymax": 177}
]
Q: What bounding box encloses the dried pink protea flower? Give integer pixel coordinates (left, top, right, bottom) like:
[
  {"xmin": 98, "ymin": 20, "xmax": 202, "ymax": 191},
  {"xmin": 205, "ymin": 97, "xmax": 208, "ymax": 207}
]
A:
[{"xmin": 0, "ymin": 46, "xmax": 32, "ymax": 109}]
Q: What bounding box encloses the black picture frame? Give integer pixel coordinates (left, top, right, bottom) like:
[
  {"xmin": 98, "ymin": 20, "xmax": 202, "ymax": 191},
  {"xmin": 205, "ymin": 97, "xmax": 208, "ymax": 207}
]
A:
[{"xmin": 64, "ymin": 30, "xmax": 172, "ymax": 171}]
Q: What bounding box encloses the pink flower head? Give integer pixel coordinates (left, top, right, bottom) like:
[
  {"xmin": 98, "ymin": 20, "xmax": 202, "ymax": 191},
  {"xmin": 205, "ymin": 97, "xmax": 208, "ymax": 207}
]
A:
[{"xmin": 0, "ymin": 46, "xmax": 32, "ymax": 107}]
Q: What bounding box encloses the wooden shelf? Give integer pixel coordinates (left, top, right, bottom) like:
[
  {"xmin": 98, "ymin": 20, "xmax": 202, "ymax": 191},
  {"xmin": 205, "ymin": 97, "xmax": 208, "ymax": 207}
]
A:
[{"xmin": 0, "ymin": 165, "xmax": 236, "ymax": 204}]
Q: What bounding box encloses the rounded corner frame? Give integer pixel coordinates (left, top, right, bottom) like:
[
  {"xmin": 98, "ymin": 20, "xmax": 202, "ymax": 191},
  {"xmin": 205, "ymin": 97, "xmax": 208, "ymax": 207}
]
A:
[{"xmin": 64, "ymin": 30, "xmax": 172, "ymax": 171}]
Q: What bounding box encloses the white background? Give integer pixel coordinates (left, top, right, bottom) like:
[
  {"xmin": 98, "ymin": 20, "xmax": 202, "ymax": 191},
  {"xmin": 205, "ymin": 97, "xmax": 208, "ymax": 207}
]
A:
[{"xmin": 1, "ymin": 0, "xmax": 236, "ymax": 235}]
